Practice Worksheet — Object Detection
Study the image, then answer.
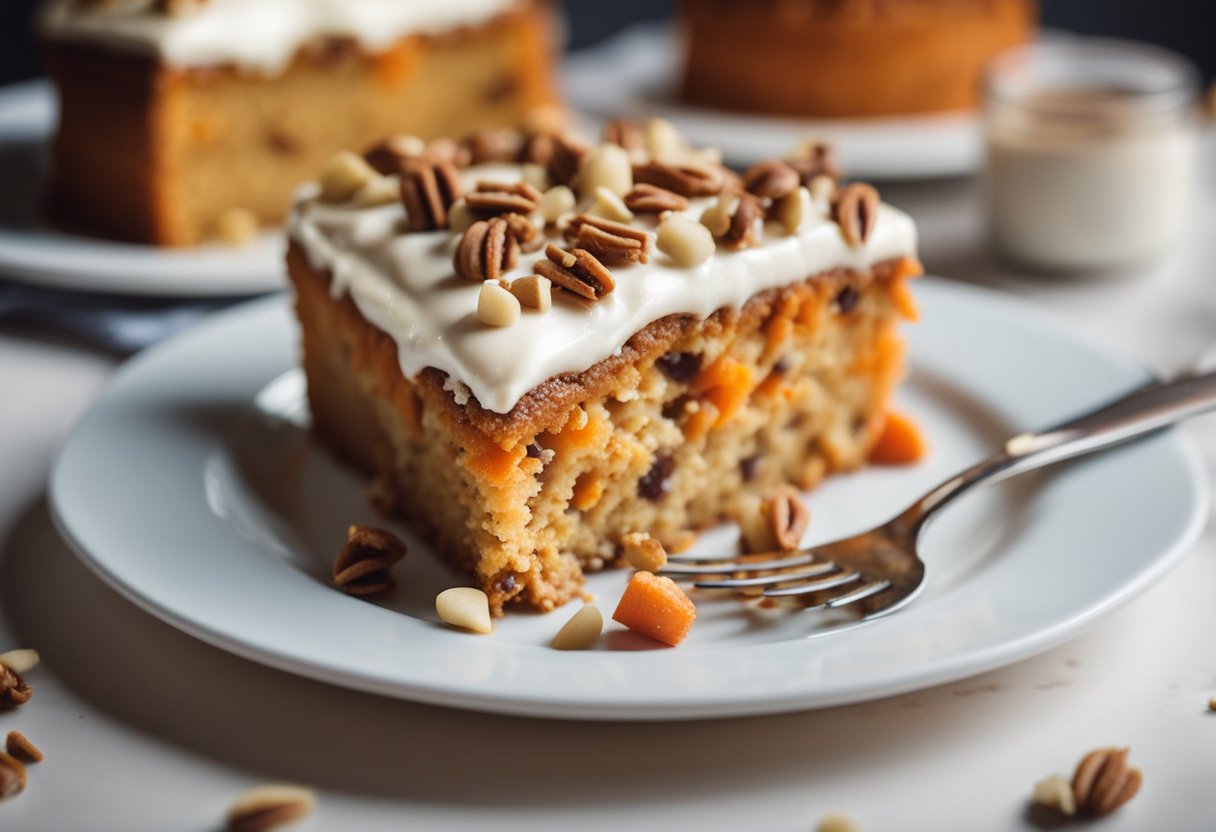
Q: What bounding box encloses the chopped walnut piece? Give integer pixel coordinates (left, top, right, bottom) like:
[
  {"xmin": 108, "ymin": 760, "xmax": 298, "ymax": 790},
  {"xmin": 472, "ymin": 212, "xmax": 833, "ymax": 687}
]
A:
[
  {"xmin": 623, "ymin": 183, "xmax": 689, "ymax": 214},
  {"xmin": 363, "ymin": 133, "xmax": 428, "ymax": 175},
  {"xmin": 399, "ymin": 160, "xmax": 464, "ymax": 232},
  {"xmin": 332, "ymin": 525, "xmax": 407, "ymax": 596},
  {"xmin": 701, "ymin": 191, "xmax": 763, "ymax": 250},
  {"xmin": 534, "ymin": 243, "xmax": 615, "ymax": 301},
  {"xmin": 563, "ymin": 214, "xmax": 649, "ymax": 266},
  {"xmin": 1072, "ymin": 747, "xmax": 1142, "ymax": 818},
  {"xmin": 741, "ymin": 159, "xmax": 801, "ymax": 200},
  {"xmin": 768, "ymin": 486, "xmax": 810, "ymax": 551},
  {"xmin": 0, "ymin": 665, "xmax": 31, "ymax": 711},
  {"xmin": 5, "ymin": 733, "xmax": 41, "ymax": 765},
  {"xmin": 633, "ymin": 161, "xmax": 726, "ymax": 198},
  {"xmin": 831, "ymin": 182, "xmax": 880, "ymax": 247},
  {"xmin": 464, "ymin": 180, "xmax": 542, "ymax": 218},
  {"xmin": 0, "ymin": 753, "xmax": 25, "ymax": 802},
  {"xmin": 226, "ymin": 784, "xmax": 316, "ymax": 832},
  {"xmin": 454, "ymin": 217, "xmax": 520, "ymax": 282}
]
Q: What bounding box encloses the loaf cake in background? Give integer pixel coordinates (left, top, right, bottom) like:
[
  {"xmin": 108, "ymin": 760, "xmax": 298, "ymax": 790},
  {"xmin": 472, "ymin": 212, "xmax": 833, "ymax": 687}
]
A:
[
  {"xmin": 287, "ymin": 121, "xmax": 921, "ymax": 615},
  {"xmin": 38, "ymin": 0, "xmax": 558, "ymax": 247},
  {"xmin": 679, "ymin": 0, "xmax": 1036, "ymax": 117}
]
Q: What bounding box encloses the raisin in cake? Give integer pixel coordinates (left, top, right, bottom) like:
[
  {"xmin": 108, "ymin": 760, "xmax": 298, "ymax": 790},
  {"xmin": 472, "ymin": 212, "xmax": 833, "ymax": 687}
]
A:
[
  {"xmin": 38, "ymin": 0, "xmax": 558, "ymax": 246},
  {"xmin": 287, "ymin": 121, "xmax": 921, "ymax": 615}
]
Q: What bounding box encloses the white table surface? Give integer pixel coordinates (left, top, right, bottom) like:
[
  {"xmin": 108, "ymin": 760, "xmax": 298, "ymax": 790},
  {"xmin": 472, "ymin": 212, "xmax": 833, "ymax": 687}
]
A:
[{"xmin": 2, "ymin": 131, "xmax": 1216, "ymax": 832}]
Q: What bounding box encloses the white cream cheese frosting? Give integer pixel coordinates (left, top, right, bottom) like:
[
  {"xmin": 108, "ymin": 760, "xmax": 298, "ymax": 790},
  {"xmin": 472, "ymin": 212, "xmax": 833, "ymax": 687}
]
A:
[
  {"xmin": 39, "ymin": 0, "xmax": 519, "ymax": 74},
  {"xmin": 289, "ymin": 162, "xmax": 917, "ymax": 415}
]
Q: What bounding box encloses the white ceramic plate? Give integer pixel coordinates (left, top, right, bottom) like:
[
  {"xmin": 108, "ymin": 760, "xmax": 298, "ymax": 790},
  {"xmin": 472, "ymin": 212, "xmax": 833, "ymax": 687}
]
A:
[
  {"xmin": 0, "ymin": 80, "xmax": 283, "ymax": 297},
  {"xmin": 49, "ymin": 279, "xmax": 1207, "ymax": 720},
  {"xmin": 563, "ymin": 24, "xmax": 986, "ymax": 179}
]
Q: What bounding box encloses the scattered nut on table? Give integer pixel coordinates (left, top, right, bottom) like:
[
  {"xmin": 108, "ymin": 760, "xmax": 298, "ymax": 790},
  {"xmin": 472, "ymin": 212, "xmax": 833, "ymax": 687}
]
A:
[
  {"xmin": 5, "ymin": 732, "xmax": 42, "ymax": 765},
  {"xmin": 226, "ymin": 784, "xmax": 316, "ymax": 832},
  {"xmin": 549, "ymin": 604, "xmax": 604, "ymax": 651},
  {"xmin": 1072, "ymin": 746, "xmax": 1142, "ymax": 818}
]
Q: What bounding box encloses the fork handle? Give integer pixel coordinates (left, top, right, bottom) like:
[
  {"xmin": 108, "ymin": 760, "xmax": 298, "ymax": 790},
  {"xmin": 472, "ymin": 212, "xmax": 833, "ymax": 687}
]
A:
[{"xmin": 898, "ymin": 368, "xmax": 1216, "ymax": 533}]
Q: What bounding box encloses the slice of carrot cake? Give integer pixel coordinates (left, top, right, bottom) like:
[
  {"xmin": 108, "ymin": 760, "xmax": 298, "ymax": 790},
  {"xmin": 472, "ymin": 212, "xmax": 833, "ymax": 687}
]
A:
[{"xmin": 286, "ymin": 121, "xmax": 921, "ymax": 615}]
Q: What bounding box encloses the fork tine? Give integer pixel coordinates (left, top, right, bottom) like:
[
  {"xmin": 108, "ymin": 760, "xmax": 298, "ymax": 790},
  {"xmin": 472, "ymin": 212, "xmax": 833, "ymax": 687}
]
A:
[
  {"xmin": 660, "ymin": 551, "xmax": 820, "ymax": 576},
  {"xmin": 689, "ymin": 562, "xmax": 840, "ymax": 589},
  {"xmin": 761, "ymin": 570, "xmax": 862, "ymax": 598},
  {"xmin": 823, "ymin": 579, "xmax": 892, "ymax": 610}
]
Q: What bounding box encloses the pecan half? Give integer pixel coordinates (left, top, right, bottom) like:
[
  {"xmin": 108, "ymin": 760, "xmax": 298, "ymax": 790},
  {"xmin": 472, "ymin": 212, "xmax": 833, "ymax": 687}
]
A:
[
  {"xmin": 226, "ymin": 785, "xmax": 316, "ymax": 832},
  {"xmin": 789, "ymin": 140, "xmax": 841, "ymax": 186},
  {"xmin": 768, "ymin": 486, "xmax": 810, "ymax": 551},
  {"xmin": 399, "ymin": 161, "xmax": 463, "ymax": 232},
  {"xmin": 4, "ymin": 733, "xmax": 41, "ymax": 765},
  {"xmin": 1072, "ymin": 747, "xmax": 1142, "ymax": 818},
  {"xmin": 503, "ymin": 212, "xmax": 542, "ymax": 252},
  {"xmin": 0, "ymin": 753, "xmax": 24, "ymax": 801},
  {"xmin": 333, "ymin": 525, "xmax": 408, "ymax": 596},
  {"xmin": 464, "ymin": 181, "xmax": 542, "ymax": 218},
  {"xmin": 562, "ymin": 214, "xmax": 650, "ymax": 266},
  {"xmin": 454, "ymin": 217, "xmax": 520, "ymax": 282},
  {"xmin": 633, "ymin": 161, "xmax": 726, "ymax": 198},
  {"xmin": 461, "ymin": 127, "xmax": 524, "ymax": 165},
  {"xmin": 0, "ymin": 665, "xmax": 31, "ymax": 711},
  {"xmin": 703, "ymin": 191, "xmax": 764, "ymax": 250},
  {"xmin": 602, "ymin": 119, "xmax": 645, "ymax": 153},
  {"xmin": 831, "ymin": 183, "xmax": 880, "ymax": 247},
  {"xmin": 623, "ymin": 183, "xmax": 689, "ymax": 214},
  {"xmin": 518, "ymin": 132, "xmax": 589, "ymax": 189},
  {"xmin": 741, "ymin": 160, "xmax": 801, "ymax": 200},
  {"xmin": 363, "ymin": 134, "xmax": 427, "ymax": 175},
  {"xmin": 534, "ymin": 244, "xmax": 615, "ymax": 301}
]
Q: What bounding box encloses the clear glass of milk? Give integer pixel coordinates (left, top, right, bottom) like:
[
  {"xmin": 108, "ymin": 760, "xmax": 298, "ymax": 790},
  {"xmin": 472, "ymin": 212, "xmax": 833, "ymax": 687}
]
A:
[{"xmin": 983, "ymin": 39, "xmax": 1201, "ymax": 272}]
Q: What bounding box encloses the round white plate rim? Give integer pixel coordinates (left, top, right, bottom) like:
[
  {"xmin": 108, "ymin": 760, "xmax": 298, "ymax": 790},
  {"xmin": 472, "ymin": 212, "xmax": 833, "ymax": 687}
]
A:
[
  {"xmin": 563, "ymin": 24, "xmax": 983, "ymax": 178},
  {"xmin": 0, "ymin": 79, "xmax": 284, "ymax": 297},
  {"xmin": 48, "ymin": 280, "xmax": 1209, "ymax": 720}
]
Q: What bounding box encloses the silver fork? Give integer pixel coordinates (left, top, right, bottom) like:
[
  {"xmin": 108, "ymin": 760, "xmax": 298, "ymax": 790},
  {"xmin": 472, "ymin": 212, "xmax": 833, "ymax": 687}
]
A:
[{"xmin": 661, "ymin": 369, "xmax": 1216, "ymax": 619}]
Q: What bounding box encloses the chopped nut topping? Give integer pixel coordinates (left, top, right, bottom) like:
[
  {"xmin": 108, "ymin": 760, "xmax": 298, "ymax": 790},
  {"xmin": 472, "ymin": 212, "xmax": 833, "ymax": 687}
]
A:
[
  {"xmin": 422, "ymin": 137, "xmax": 472, "ymax": 168},
  {"xmin": 772, "ymin": 187, "xmax": 808, "ymax": 234},
  {"xmin": 622, "ymin": 532, "xmax": 668, "ymax": 572},
  {"xmin": 539, "ymin": 185, "xmax": 576, "ymax": 224},
  {"xmin": 226, "ymin": 784, "xmax": 316, "ymax": 832},
  {"xmin": 563, "ymin": 214, "xmax": 649, "ymax": 266},
  {"xmin": 1032, "ymin": 774, "xmax": 1077, "ymax": 817},
  {"xmin": 400, "ymin": 160, "xmax": 464, "ymax": 231},
  {"xmin": 332, "ymin": 525, "xmax": 407, "ymax": 596},
  {"xmin": 447, "ymin": 199, "xmax": 474, "ymax": 234},
  {"xmin": 214, "ymin": 207, "xmax": 259, "ymax": 247},
  {"xmin": 831, "ymin": 182, "xmax": 880, "ymax": 247},
  {"xmin": 550, "ymin": 604, "xmax": 604, "ymax": 650},
  {"xmin": 318, "ymin": 151, "xmax": 377, "ymax": 204},
  {"xmin": 1072, "ymin": 747, "xmax": 1142, "ymax": 818},
  {"xmin": 534, "ymin": 243, "xmax": 616, "ymax": 301},
  {"xmin": 656, "ymin": 214, "xmax": 715, "ymax": 268},
  {"xmin": 353, "ymin": 175, "xmax": 401, "ymax": 208},
  {"xmin": 0, "ymin": 753, "xmax": 25, "ymax": 802},
  {"xmin": 701, "ymin": 191, "xmax": 763, "ymax": 250},
  {"xmin": 363, "ymin": 134, "xmax": 428, "ymax": 175},
  {"xmin": 807, "ymin": 174, "xmax": 837, "ymax": 212},
  {"xmin": 509, "ymin": 275, "xmax": 553, "ymax": 311},
  {"xmin": 768, "ymin": 486, "xmax": 810, "ymax": 551},
  {"xmin": 5, "ymin": 733, "xmax": 41, "ymax": 765},
  {"xmin": 589, "ymin": 186, "xmax": 634, "ymax": 224},
  {"xmin": 623, "ymin": 183, "xmax": 689, "ymax": 214},
  {"xmin": 0, "ymin": 650, "xmax": 39, "ymax": 675},
  {"xmin": 435, "ymin": 587, "xmax": 493, "ymax": 633},
  {"xmin": 518, "ymin": 132, "xmax": 589, "ymax": 188},
  {"xmin": 504, "ymin": 212, "xmax": 543, "ymax": 252},
  {"xmin": 602, "ymin": 119, "xmax": 646, "ymax": 153},
  {"xmin": 461, "ymin": 127, "xmax": 524, "ymax": 165},
  {"xmin": 578, "ymin": 143, "xmax": 634, "ymax": 200},
  {"xmin": 788, "ymin": 137, "xmax": 841, "ymax": 186},
  {"xmin": 644, "ymin": 117, "xmax": 688, "ymax": 164},
  {"xmin": 464, "ymin": 180, "xmax": 542, "ymax": 218},
  {"xmin": 633, "ymin": 161, "xmax": 726, "ymax": 198},
  {"xmin": 741, "ymin": 159, "xmax": 801, "ymax": 200},
  {"xmin": 477, "ymin": 281, "xmax": 522, "ymax": 327},
  {"xmin": 0, "ymin": 664, "xmax": 31, "ymax": 711},
  {"xmin": 454, "ymin": 217, "xmax": 521, "ymax": 282}
]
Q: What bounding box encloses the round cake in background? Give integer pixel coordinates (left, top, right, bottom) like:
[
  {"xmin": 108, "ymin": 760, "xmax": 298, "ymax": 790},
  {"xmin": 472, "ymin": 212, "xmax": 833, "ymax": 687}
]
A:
[{"xmin": 678, "ymin": 0, "xmax": 1037, "ymax": 118}]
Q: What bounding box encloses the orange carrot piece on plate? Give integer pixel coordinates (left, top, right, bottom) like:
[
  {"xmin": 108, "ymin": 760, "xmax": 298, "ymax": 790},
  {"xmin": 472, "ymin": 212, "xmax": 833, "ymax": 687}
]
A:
[
  {"xmin": 869, "ymin": 409, "xmax": 929, "ymax": 465},
  {"xmin": 612, "ymin": 571, "xmax": 696, "ymax": 646}
]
